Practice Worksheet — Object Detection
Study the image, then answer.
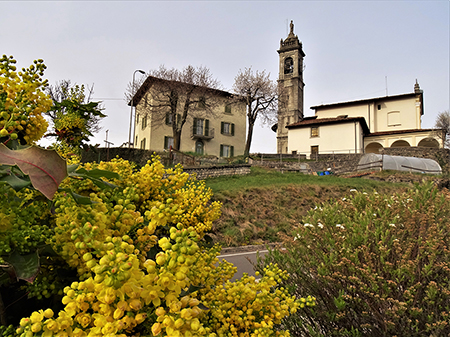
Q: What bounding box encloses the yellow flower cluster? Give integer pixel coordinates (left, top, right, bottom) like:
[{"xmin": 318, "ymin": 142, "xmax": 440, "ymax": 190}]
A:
[
  {"xmin": 0, "ymin": 55, "xmax": 51, "ymax": 144},
  {"xmin": 200, "ymin": 263, "xmax": 309, "ymax": 337},
  {"xmin": 54, "ymin": 113, "xmax": 86, "ymax": 143},
  {"xmin": 15, "ymin": 157, "xmax": 303, "ymax": 337}
]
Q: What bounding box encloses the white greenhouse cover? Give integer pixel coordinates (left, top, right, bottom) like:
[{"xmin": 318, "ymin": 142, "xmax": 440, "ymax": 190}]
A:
[{"xmin": 358, "ymin": 153, "xmax": 442, "ymax": 174}]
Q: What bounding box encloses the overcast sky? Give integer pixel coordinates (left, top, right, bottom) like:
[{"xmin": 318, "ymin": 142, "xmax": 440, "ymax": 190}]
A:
[{"xmin": 2, "ymin": 1, "xmax": 449, "ymax": 153}]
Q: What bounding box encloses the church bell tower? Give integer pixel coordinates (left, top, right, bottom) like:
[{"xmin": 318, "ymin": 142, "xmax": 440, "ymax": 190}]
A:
[{"xmin": 276, "ymin": 20, "xmax": 305, "ymax": 154}]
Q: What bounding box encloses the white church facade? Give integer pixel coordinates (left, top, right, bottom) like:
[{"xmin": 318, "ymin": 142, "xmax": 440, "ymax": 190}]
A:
[{"xmin": 276, "ymin": 21, "xmax": 441, "ymax": 157}]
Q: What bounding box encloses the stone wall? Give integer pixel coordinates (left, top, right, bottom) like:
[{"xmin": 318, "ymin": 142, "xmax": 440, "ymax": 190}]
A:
[
  {"xmin": 251, "ymin": 153, "xmax": 364, "ymax": 174},
  {"xmin": 183, "ymin": 165, "xmax": 251, "ymax": 180},
  {"xmin": 81, "ymin": 147, "xmax": 251, "ymax": 179},
  {"xmin": 307, "ymin": 154, "xmax": 365, "ymax": 174},
  {"xmin": 251, "ymin": 148, "xmax": 450, "ymax": 175}
]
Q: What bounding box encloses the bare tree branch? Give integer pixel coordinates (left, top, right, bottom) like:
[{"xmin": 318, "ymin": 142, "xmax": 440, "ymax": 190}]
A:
[
  {"xmin": 434, "ymin": 110, "xmax": 450, "ymax": 148},
  {"xmin": 232, "ymin": 67, "xmax": 277, "ymax": 156}
]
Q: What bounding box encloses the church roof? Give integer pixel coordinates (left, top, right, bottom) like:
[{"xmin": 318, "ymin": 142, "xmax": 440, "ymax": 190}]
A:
[
  {"xmin": 311, "ymin": 92, "xmax": 423, "ymax": 114},
  {"xmin": 365, "ymin": 128, "xmax": 435, "ymax": 137},
  {"xmin": 286, "ymin": 115, "xmax": 370, "ymax": 134}
]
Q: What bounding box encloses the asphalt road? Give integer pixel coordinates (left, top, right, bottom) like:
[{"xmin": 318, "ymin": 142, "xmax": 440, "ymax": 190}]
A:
[{"xmin": 218, "ymin": 244, "xmax": 282, "ymax": 281}]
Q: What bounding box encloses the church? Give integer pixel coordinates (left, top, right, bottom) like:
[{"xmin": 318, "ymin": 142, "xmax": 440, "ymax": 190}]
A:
[{"xmin": 276, "ymin": 21, "xmax": 441, "ymax": 157}]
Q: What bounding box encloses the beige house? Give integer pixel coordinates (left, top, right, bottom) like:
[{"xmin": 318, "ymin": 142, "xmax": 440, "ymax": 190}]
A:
[
  {"xmin": 131, "ymin": 76, "xmax": 246, "ymax": 158},
  {"xmin": 286, "ymin": 81, "xmax": 440, "ymax": 158}
]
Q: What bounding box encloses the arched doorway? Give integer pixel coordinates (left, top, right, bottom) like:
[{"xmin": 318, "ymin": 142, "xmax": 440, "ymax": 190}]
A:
[
  {"xmin": 365, "ymin": 142, "xmax": 383, "ymax": 154},
  {"xmin": 195, "ymin": 140, "xmax": 204, "ymax": 155},
  {"xmin": 418, "ymin": 138, "xmax": 440, "ymax": 148},
  {"xmin": 391, "ymin": 140, "xmax": 410, "ymax": 148}
]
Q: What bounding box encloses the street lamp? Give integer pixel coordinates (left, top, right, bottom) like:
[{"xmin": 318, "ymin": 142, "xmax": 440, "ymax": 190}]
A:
[{"xmin": 128, "ymin": 69, "xmax": 146, "ymax": 148}]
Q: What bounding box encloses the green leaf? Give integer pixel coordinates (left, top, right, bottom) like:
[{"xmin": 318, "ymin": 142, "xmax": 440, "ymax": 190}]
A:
[
  {"xmin": 180, "ymin": 284, "xmax": 205, "ymax": 297},
  {"xmin": 68, "ymin": 167, "xmax": 120, "ymax": 190},
  {"xmin": 198, "ymin": 303, "xmax": 210, "ymax": 310},
  {"xmin": 0, "ymin": 144, "xmax": 67, "ymax": 199},
  {"xmin": 3, "ymin": 250, "xmax": 40, "ymax": 283},
  {"xmin": 58, "ymin": 188, "xmax": 94, "ymax": 205},
  {"xmin": 0, "ymin": 166, "xmax": 32, "ymax": 190},
  {"xmin": 74, "ymin": 167, "xmax": 120, "ymax": 180}
]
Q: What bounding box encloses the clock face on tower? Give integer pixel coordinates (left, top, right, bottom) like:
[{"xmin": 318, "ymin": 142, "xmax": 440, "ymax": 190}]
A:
[{"xmin": 284, "ymin": 57, "xmax": 294, "ymax": 74}]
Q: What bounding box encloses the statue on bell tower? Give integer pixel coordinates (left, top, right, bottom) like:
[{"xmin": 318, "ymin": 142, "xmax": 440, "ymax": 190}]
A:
[{"xmin": 276, "ymin": 20, "xmax": 305, "ymax": 154}]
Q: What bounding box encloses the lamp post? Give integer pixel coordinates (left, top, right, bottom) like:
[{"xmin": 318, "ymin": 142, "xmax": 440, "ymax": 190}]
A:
[{"xmin": 128, "ymin": 69, "xmax": 146, "ymax": 148}]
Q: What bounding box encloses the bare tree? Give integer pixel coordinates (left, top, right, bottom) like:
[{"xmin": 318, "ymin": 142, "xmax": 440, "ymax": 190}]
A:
[
  {"xmin": 434, "ymin": 110, "xmax": 450, "ymax": 148},
  {"xmin": 232, "ymin": 68, "xmax": 277, "ymax": 157},
  {"xmin": 128, "ymin": 65, "xmax": 223, "ymax": 151}
]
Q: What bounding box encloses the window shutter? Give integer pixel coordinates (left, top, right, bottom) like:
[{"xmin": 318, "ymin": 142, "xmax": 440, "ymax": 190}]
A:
[
  {"xmin": 220, "ymin": 144, "xmax": 223, "ymax": 157},
  {"xmin": 193, "ymin": 118, "xmax": 197, "ymax": 135},
  {"xmin": 231, "ymin": 123, "xmax": 235, "ymax": 136},
  {"xmin": 164, "ymin": 136, "xmax": 168, "ymax": 149},
  {"xmin": 205, "ymin": 119, "xmax": 209, "ymax": 136},
  {"xmin": 221, "ymin": 122, "xmax": 224, "ymax": 134},
  {"xmin": 230, "ymin": 146, "xmax": 234, "ymax": 158}
]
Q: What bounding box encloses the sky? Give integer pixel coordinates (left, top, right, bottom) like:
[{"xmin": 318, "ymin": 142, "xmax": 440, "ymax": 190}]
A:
[{"xmin": 1, "ymin": 0, "xmax": 449, "ymax": 153}]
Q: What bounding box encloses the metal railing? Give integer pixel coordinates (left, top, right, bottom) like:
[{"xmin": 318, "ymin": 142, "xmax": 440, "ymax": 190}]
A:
[{"xmin": 190, "ymin": 126, "xmax": 215, "ymax": 140}]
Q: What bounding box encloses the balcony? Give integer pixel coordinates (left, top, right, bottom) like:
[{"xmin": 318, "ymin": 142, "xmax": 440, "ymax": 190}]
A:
[{"xmin": 191, "ymin": 126, "xmax": 215, "ymax": 140}]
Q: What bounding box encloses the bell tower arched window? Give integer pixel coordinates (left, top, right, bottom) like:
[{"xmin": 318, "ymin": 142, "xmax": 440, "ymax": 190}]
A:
[{"xmin": 284, "ymin": 57, "xmax": 294, "ymax": 74}]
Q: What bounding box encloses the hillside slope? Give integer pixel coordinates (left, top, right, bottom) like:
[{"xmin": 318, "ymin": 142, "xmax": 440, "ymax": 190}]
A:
[{"xmin": 206, "ymin": 167, "xmax": 450, "ymax": 247}]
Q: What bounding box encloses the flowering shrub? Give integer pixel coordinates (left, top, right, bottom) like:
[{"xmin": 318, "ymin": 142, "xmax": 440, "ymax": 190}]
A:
[
  {"xmin": 1, "ymin": 156, "xmax": 306, "ymax": 336},
  {"xmin": 0, "ymin": 55, "xmax": 51, "ymax": 145},
  {"xmin": 0, "ymin": 56, "xmax": 308, "ymax": 336},
  {"xmin": 259, "ymin": 183, "xmax": 450, "ymax": 337}
]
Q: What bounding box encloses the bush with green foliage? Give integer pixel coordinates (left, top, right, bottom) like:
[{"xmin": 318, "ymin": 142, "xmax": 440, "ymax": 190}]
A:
[{"xmin": 259, "ymin": 183, "xmax": 450, "ymax": 337}]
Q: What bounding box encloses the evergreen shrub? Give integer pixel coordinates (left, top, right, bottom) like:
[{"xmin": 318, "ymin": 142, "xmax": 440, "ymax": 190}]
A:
[{"xmin": 259, "ymin": 183, "xmax": 450, "ymax": 337}]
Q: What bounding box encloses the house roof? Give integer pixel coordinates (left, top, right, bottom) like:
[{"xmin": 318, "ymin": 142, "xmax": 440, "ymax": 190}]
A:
[
  {"xmin": 129, "ymin": 75, "xmax": 236, "ymax": 107},
  {"xmin": 286, "ymin": 115, "xmax": 370, "ymax": 134},
  {"xmin": 310, "ymin": 92, "xmax": 422, "ymax": 111}
]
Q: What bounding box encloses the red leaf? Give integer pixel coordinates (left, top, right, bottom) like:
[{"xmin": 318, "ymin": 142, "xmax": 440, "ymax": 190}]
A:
[{"xmin": 0, "ymin": 144, "xmax": 67, "ymax": 199}]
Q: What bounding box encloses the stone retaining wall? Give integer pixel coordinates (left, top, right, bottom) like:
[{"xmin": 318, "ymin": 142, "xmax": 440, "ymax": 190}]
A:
[{"xmin": 183, "ymin": 165, "xmax": 251, "ymax": 180}]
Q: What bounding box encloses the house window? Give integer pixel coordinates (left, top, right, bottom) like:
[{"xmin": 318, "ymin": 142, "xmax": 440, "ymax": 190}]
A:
[
  {"xmin": 164, "ymin": 136, "xmax": 174, "ymax": 150},
  {"xmin": 166, "ymin": 113, "xmax": 181, "ymax": 126},
  {"xmin": 195, "ymin": 140, "xmax": 204, "ymax": 155},
  {"xmin": 220, "ymin": 144, "xmax": 234, "ymax": 158},
  {"xmin": 311, "ymin": 127, "xmax": 319, "ymax": 137},
  {"xmin": 136, "ymin": 114, "xmax": 139, "ymax": 125},
  {"xmin": 198, "ymin": 96, "xmax": 206, "ymax": 109},
  {"xmin": 165, "ymin": 113, "xmax": 173, "ymax": 125},
  {"xmin": 377, "ymin": 104, "xmax": 382, "ymax": 110},
  {"xmin": 140, "ymin": 138, "xmax": 146, "ymax": 150},
  {"xmin": 141, "ymin": 116, "xmax": 147, "ymax": 130},
  {"xmin": 311, "ymin": 145, "xmax": 319, "ymax": 156},
  {"xmin": 225, "ymin": 104, "xmax": 232, "ymax": 114},
  {"xmin": 193, "ymin": 118, "xmax": 210, "ymax": 136},
  {"xmin": 221, "ymin": 122, "xmax": 235, "ymax": 136}
]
